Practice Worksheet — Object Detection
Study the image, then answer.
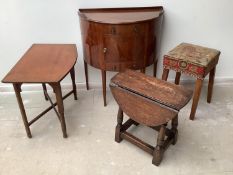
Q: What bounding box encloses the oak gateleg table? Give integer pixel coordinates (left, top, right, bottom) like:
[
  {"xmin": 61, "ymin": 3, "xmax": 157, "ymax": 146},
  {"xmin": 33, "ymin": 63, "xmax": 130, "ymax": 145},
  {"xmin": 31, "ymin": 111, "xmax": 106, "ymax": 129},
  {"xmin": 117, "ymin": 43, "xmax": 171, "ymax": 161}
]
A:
[{"xmin": 2, "ymin": 44, "xmax": 78, "ymax": 138}]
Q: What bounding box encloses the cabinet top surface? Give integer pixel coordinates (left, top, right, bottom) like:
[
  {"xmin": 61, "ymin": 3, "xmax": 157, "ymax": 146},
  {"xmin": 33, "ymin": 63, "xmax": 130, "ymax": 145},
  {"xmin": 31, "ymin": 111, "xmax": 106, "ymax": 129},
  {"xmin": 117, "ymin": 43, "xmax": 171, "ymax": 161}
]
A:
[
  {"xmin": 79, "ymin": 6, "xmax": 163, "ymax": 24},
  {"xmin": 2, "ymin": 44, "xmax": 77, "ymax": 83}
]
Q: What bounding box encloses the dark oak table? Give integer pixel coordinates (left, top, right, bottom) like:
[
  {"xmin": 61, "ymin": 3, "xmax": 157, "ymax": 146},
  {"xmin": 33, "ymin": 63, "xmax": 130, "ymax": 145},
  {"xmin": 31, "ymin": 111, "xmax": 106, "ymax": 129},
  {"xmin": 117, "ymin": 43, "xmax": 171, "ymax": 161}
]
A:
[
  {"xmin": 2, "ymin": 44, "xmax": 78, "ymax": 138},
  {"xmin": 110, "ymin": 70, "xmax": 192, "ymax": 166}
]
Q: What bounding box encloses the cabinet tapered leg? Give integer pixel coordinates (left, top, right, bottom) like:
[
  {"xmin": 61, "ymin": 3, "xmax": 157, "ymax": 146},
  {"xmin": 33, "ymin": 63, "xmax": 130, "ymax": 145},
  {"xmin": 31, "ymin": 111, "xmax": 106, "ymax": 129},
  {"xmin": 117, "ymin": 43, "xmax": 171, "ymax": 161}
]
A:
[
  {"xmin": 190, "ymin": 79, "xmax": 203, "ymax": 120},
  {"xmin": 101, "ymin": 70, "xmax": 107, "ymax": 106},
  {"xmin": 70, "ymin": 67, "xmax": 77, "ymax": 100},
  {"xmin": 207, "ymin": 67, "xmax": 216, "ymax": 103},
  {"xmin": 13, "ymin": 83, "xmax": 32, "ymax": 138},
  {"xmin": 42, "ymin": 83, "xmax": 48, "ymax": 101},
  {"xmin": 84, "ymin": 61, "xmax": 89, "ymax": 90},
  {"xmin": 115, "ymin": 107, "xmax": 123, "ymax": 143},
  {"xmin": 175, "ymin": 72, "xmax": 181, "ymax": 85},
  {"xmin": 162, "ymin": 68, "xmax": 169, "ymax": 81},
  {"xmin": 154, "ymin": 60, "xmax": 158, "ymax": 77},
  {"xmin": 52, "ymin": 83, "xmax": 68, "ymax": 138}
]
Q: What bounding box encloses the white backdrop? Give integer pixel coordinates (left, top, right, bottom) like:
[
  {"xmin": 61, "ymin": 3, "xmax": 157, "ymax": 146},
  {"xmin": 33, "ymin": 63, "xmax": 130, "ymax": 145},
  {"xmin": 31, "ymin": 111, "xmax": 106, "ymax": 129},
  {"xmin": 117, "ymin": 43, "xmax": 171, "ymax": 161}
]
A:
[{"xmin": 0, "ymin": 0, "xmax": 233, "ymax": 89}]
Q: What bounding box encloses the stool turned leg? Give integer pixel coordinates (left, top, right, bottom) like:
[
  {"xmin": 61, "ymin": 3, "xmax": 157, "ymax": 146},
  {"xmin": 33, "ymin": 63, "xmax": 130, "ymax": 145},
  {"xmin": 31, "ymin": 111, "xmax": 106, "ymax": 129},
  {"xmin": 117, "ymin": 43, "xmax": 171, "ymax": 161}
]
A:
[
  {"xmin": 52, "ymin": 83, "xmax": 68, "ymax": 138},
  {"xmin": 171, "ymin": 115, "xmax": 178, "ymax": 145},
  {"xmin": 115, "ymin": 107, "xmax": 123, "ymax": 143},
  {"xmin": 175, "ymin": 72, "xmax": 181, "ymax": 85},
  {"xmin": 162, "ymin": 68, "xmax": 169, "ymax": 81},
  {"xmin": 101, "ymin": 70, "xmax": 107, "ymax": 106},
  {"xmin": 190, "ymin": 79, "xmax": 203, "ymax": 120},
  {"xmin": 42, "ymin": 83, "xmax": 48, "ymax": 101},
  {"xmin": 207, "ymin": 66, "xmax": 216, "ymax": 103},
  {"xmin": 84, "ymin": 61, "xmax": 89, "ymax": 90},
  {"xmin": 13, "ymin": 83, "xmax": 32, "ymax": 138},
  {"xmin": 152, "ymin": 125, "xmax": 165, "ymax": 166},
  {"xmin": 70, "ymin": 67, "xmax": 78, "ymax": 100},
  {"xmin": 153, "ymin": 60, "xmax": 158, "ymax": 77}
]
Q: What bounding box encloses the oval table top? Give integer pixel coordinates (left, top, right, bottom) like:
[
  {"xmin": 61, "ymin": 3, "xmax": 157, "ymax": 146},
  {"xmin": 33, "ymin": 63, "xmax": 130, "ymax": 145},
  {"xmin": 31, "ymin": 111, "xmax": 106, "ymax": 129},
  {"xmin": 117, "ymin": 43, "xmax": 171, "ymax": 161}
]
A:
[
  {"xmin": 110, "ymin": 70, "xmax": 193, "ymax": 111},
  {"xmin": 2, "ymin": 44, "xmax": 77, "ymax": 83}
]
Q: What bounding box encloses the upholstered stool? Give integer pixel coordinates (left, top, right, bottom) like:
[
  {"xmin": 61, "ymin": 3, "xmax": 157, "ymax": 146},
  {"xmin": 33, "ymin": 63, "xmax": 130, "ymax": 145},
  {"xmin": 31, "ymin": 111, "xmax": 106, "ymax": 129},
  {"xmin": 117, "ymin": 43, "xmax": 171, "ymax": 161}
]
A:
[
  {"xmin": 110, "ymin": 70, "xmax": 192, "ymax": 166},
  {"xmin": 162, "ymin": 43, "xmax": 220, "ymax": 120}
]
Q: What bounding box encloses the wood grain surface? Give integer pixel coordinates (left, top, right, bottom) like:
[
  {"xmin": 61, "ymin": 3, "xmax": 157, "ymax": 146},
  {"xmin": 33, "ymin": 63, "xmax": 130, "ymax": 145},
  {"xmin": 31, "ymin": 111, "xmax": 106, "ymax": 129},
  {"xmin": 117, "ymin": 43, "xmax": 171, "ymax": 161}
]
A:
[
  {"xmin": 111, "ymin": 70, "xmax": 193, "ymax": 111},
  {"xmin": 2, "ymin": 44, "xmax": 77, "ymax": 83}
]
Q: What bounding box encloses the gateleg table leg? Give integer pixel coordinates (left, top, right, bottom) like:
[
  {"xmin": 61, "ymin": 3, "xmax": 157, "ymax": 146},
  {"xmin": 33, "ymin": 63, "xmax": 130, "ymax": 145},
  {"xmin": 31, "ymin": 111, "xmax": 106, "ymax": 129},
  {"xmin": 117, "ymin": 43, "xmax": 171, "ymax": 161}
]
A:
[
  {"xmin": 42, "ymin": 83, "xmax": 48, "ymax": 101},
  {"xmin": 70, "ymin": 67, "xmax": 78, "ymax": 100},
  {"xmin": 51, "ymin": 83, "xmax": 68, "ymax": 138},
  {"xmin": 13, "ymin": 83, "xmax": 32, "ymax": 138}
]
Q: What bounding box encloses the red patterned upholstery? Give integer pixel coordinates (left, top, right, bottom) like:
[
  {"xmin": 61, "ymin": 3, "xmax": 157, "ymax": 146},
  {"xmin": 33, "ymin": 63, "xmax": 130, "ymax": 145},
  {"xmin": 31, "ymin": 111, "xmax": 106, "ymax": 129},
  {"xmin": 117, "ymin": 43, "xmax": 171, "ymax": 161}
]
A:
[{"xmin": 163, "ymin": 43, "xmax": 220, "ymax": 79}]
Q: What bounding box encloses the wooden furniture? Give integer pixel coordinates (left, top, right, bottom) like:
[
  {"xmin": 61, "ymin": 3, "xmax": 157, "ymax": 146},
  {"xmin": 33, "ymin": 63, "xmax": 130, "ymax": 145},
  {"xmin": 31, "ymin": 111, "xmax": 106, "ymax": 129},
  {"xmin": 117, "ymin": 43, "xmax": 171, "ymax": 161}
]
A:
[
  {"xmin": 110, "ymin": 70, "xmax": 192, "ymax": 166},
  {"xmin": 162, "ymin": 43, "xmax": 220, "ymax": 120},
  {"xmin": 79, "ymin": 6, "xmax": 164, "ymax": 106},
  {"xmin": 2, "ymin": 44, "xmax": 78, "ymax": 138}
]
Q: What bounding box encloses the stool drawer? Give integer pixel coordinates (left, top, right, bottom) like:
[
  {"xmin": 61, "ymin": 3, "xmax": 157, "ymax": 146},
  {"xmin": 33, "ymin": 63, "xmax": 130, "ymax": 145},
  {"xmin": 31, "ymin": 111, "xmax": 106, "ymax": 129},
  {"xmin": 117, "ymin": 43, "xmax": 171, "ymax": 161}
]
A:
[{"xmin": 164, "ymin": 57, "xmax": 205, "ymax": 77}]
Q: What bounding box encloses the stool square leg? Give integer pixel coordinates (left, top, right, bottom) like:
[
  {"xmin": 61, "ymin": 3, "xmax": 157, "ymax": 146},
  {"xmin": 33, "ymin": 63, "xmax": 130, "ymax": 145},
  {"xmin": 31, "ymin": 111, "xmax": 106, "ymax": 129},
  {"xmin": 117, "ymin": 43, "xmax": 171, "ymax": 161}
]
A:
[
  {"xmin": 207, "ymin": 66, "xmax": 216, "ymax": 103},
  {"xmin": 190, "ymin": 79, "xmax": 203, "ymax": 120},
  {"xmin": 162, "ymin": 68, "xmax": 169, "ymax": 81},
  {"xmin": 175, "ymin": 72, "xmax": 181, "ymax": 85}
]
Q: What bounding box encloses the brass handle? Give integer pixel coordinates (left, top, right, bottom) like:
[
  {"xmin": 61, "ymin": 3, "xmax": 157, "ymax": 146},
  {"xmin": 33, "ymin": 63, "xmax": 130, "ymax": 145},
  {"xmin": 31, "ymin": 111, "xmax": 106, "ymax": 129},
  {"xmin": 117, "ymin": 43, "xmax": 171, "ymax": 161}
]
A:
[{"xmin": 103, "ymin": 48, "xmax": 107, "ymax": 53}]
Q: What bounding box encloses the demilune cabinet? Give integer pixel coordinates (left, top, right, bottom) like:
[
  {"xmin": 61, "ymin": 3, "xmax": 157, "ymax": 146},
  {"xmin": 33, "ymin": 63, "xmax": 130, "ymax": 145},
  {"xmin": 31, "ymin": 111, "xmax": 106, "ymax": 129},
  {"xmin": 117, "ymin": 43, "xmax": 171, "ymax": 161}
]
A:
[{"xmin": 79, "ymin": 6, "xmax": 164, "ymax": 106}]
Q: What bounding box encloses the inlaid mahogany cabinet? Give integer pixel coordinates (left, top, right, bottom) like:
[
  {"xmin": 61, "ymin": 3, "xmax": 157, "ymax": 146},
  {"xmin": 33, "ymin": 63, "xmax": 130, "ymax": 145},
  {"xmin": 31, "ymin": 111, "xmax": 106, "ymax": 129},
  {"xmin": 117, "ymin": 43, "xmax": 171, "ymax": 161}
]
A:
[{"xmin": 78, "ymin": 6, "xmax": 164, "ymax": 106}]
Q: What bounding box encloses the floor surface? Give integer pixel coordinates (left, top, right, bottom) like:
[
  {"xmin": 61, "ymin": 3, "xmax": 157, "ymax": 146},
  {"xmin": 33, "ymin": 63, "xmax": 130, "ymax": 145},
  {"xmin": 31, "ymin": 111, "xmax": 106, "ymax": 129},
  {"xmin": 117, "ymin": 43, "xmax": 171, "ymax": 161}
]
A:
[{"xmin": 0, "ymin": 84, "xmax": 233, "ymax": 175}]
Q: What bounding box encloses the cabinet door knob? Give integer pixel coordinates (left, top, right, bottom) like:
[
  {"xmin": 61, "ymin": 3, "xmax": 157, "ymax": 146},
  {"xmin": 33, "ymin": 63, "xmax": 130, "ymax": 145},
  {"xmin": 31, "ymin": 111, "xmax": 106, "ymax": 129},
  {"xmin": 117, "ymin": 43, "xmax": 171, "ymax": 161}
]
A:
[{"xmin": 103, "ymin": 48, "xmax": 107, "ymax": 53}]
